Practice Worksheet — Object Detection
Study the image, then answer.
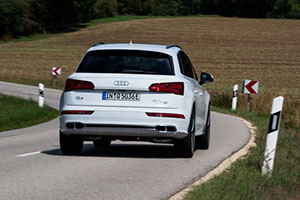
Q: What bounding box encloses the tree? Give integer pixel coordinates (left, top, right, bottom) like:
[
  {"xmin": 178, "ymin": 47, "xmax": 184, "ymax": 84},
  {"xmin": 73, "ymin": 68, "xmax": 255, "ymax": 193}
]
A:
[
  {"xmin": 289, "ymin": 0, "xmax": 300, "ymax": 18},
  {"xmin": 189, "ymin": 0, "xmax": 202, "ymax": 15},
  {"xmin": 267, "ymin": 0, "xmax": 300, "ymax": 18},
  {"xmin": 30, "ymin": 0, "xmax": 72, "ymax": 32},
  {"xmin": 216, "ymin": 0, "xmax": 235, "ymax": 16},
  {"xmin": 0, "ymin": 0, "xmax": 27, "ymax": 37},
  {"xmin": 168, "ymin": 1, "xmax": 180, "ymax": 16},
  {"xmin": 128, "ymin": 0, "xmax": 142, "ymax": 14},
  {"xmin": 200, "ymin": 0, "xmax": 217, "ymax": 14},
  {"xmin": 117, "ymin": 0, "xmax": 128, "ymax": 14},
  {"xmin": 93, "ymin": 0, "xmax": 118, "ymax": 18},
  {"xmin": 179, "ymin": 0, "xmax": 202, "ymax": 15},
  {"xmin": 72, "ymin": 0, "xmax": 96, "ymax": 22},
  {"xmin": 30, "ymin": 0, "xmax": 96, "ymax": 32},
  {"xmin": 234, "ymin": 0, "xmax": 271, "ymax": 18},
  {"xmin": 117, "ymin": 0, "xmax": 142, "ymax": 15},
  {"xmin": 142, "ymin": 0, "xmax": 155, "ymax": 15},
  {"xmin": 152, "ymin": 0, "xmax": 176, "ymax": 15}
]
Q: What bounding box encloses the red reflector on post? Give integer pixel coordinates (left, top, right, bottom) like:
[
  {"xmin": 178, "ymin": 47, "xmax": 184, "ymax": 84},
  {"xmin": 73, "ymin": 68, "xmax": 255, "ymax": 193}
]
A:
[
  {"xmin": 65, "ymin": 79, "xmax": 94, "ymax": 92},
  {"xmin": 61, "ymin": 110, "xmax": 94, "ymax": 115},
  {"xmin": 146, "ymin": 112, "xmax": 185, "ymax": 119},
  {"xmin": 148, "ymin": 82, "xmax": 184, "ymax": 95}
]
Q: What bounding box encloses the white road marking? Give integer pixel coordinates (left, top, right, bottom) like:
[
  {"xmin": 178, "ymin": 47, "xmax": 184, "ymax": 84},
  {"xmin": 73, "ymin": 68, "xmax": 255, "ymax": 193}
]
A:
[{"xmin": 16, "ymin": 151, "xmax": 41, "ymax": 157}]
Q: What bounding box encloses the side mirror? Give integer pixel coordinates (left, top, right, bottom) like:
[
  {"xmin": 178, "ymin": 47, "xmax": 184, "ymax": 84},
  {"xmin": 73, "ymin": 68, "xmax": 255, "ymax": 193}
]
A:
[{"xmin": 200, "ymin": 72, "xmax": 214, "ymax": 85}]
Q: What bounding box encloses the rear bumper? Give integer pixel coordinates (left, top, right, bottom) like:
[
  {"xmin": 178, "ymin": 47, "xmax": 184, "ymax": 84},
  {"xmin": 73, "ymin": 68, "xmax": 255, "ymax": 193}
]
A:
[
  {"xmin": 59, "ymin": 105, "xmax": 190, "ymax": 140},
  {"xmin": 60, "ymin": 123, "xmax": 187, "ymax": 139}
]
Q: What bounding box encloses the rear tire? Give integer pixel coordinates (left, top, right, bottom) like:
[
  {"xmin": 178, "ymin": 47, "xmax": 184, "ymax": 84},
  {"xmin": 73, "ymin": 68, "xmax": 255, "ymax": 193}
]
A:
[
  {"xmin": 60, "ymin": 132, "xmax": 83, "ymax": 155},
  {"xmin": 174, "ymin": 110, "xmax": 195, "ymax": 158},
  {"xmin": 93, "ymin": 139, "xmax": 111, "ymax": 148},
  {"xmin": 196, "ymin": 106, "xmax": 210, "ymax": 150}
]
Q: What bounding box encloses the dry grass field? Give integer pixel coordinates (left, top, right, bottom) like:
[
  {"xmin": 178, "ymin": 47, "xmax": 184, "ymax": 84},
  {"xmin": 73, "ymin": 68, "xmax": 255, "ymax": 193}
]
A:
[{"xmin": 0, "ymin": 16, "xmax": 299, "ymax": 126}]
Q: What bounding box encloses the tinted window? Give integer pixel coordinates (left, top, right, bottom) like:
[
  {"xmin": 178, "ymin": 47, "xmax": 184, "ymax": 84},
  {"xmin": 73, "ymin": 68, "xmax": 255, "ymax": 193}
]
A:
[
  {"xmin": 76, "ymin": 50, "xmax": 174, "ymax": 75},
  {"xmin": 178, "ymin": 51, "xmax": 197, "ymax": 80}
]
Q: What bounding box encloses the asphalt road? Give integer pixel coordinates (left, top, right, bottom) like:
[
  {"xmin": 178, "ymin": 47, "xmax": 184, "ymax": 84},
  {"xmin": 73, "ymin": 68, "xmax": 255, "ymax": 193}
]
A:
[{"xmin": 0, "ymin": 81, "xmax": 250, "ymax": 200}]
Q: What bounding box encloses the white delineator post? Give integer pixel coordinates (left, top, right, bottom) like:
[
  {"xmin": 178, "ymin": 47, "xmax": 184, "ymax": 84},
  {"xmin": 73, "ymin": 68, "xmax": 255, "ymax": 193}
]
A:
[
  {"xmin": 232, "ymin": 84, "xmax": 238, "ymax": 111},
  {"xmin": 262, "ymin": 96, "xmax": 284, "ymax": 176},
  {"xmin": 39, "ymin": 83, "xmax": 44, "ymax": 107}
]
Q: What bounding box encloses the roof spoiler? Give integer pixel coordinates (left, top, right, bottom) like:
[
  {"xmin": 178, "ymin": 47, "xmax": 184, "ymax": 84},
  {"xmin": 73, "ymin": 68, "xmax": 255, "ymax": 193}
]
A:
[
  {"xmin": 93, "ymin": 42, "xmax": 105, "ymax": 47},
  {"xmin": 166, "ymin": 44, "xmax": 182, "ymax": 49}
]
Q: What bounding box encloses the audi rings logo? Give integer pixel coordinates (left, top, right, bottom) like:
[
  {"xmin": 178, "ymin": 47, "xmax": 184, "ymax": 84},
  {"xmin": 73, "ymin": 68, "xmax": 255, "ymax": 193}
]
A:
[{"xmin": 114, "ymin": 80, "xmax": 129, "ymax": 86}]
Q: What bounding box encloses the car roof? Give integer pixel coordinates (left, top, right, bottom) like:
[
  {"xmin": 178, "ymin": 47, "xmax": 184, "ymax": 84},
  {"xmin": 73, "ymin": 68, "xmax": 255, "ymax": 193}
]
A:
[{"xmin": 87, "ymin": 43, "xmax": 181, "ymax": 55}]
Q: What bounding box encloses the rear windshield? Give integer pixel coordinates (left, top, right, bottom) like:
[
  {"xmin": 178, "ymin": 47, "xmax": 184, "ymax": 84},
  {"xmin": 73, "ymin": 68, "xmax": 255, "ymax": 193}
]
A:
[{"xmin": 76, "ymin": 50, "xmax": 174, "ymax": 75}]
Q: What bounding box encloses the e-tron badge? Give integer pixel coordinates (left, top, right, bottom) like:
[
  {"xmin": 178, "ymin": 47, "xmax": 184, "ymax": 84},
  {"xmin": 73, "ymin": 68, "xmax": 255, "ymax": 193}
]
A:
[{"xmin": 114, "ymin": 80, "xmax": 129, "ymax": 86}]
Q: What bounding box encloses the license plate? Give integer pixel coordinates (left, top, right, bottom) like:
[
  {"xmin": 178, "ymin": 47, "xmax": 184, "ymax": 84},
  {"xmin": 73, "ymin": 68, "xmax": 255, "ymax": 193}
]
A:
[{"xmin": 102, "ymin": 91, "xmax": 140, "ymax": 101}]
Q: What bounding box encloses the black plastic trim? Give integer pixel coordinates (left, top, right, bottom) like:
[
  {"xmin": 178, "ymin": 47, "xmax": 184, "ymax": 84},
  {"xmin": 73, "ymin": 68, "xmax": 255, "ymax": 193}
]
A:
[
  {"xmin": 166, "ymin": 44, "xmax": 182, "ymax": 49},
  {"xmin": 93, "ymin": 42, "xmax": 105, "ymax": 47},
  {"xmin": 85, "ymin": 124, "xmax": 155, "ymax": 129},
  {"xmin": 268, "ymin": 111, "xmax": 281, "ymax": 133}
]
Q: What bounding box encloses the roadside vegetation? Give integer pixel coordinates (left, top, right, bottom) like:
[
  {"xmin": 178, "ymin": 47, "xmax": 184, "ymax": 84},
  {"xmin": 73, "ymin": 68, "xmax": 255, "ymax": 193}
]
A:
[
  {"xmin": 185, "ymin": 105, "xmax": 300, "ymax": 199},
  {"xmin": 0, "ymin": 94, "xmax": 58, "ymax": 132},
  {"xmin": 1, "ymin": 0, "xmax": 300, "ymax": 39}
]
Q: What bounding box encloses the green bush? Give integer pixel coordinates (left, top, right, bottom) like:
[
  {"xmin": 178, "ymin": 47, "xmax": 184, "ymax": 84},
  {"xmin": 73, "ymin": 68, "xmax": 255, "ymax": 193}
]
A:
[{"xmin": 211, "ymin": 92, "xmax": 232, "ymax": 109}]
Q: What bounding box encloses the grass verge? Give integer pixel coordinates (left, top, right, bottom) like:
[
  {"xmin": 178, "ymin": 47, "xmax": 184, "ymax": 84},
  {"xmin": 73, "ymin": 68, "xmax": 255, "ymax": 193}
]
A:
[
  {"xmin": 0, "ymin": 94, "xmax": 58, "ymax": 132},
  {"xmin": 185, "ymin": 106, "xmax": 300, "ymax": 200}
]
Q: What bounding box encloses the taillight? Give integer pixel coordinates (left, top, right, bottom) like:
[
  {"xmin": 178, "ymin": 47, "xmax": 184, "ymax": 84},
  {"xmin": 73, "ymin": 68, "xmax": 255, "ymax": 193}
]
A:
[
  {"xmin": 148, "ymin": 82, "xmax": 184, "ymax": 95},
  {"xmin": 61, "ymin": 110, "xmax": 94, "ymax": 115},
  {"xmin": 146, "ymin": 112, "xmax": 185, "ymax": 119},
  {"xmin": 65, "ymin": 79, "xmax": 94, "ymax": 92}
]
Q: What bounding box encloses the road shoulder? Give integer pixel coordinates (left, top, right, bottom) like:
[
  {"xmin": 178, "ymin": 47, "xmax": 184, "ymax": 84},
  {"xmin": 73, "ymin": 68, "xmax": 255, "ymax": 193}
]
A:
[{"xmin": 169, "ymin": 116, "xmax": 256, "ymax": 200}]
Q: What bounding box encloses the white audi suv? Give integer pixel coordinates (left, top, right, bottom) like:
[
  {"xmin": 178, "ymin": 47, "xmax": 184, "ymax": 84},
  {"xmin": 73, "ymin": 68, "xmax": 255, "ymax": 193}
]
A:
[{"xmin": 59, "ymin": 42, "xmax": 213, "ymax": 157}]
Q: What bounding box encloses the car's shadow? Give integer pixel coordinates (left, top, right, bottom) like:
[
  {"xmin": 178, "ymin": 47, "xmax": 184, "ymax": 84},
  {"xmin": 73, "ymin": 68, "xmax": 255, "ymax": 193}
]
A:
[{"xmin": 41, "ymin": 143, "xmax": 176, "ymax": 159}]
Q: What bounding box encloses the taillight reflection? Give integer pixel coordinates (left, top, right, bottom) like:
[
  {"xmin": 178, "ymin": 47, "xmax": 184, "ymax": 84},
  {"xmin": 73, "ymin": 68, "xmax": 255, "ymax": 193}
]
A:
[
  {"xmin": 61, "ymin": 110, "xmax": 94, "ymax": 115},
  {"xmin": 146, "ymin": 112, "xmax": 185, "ymax": 119},
  {"xmin": 148, "ymin": 82, "xmax": 184, "ymax": 95},
  {"xmin": 65, "ymin": 79, "xmax": 94, "ymax": 92}
]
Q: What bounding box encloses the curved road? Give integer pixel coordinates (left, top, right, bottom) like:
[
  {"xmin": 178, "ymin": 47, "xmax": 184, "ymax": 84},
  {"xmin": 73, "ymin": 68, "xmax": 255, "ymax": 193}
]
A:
[{"xmin": 0, "ymin": 81, "xmax": 250, "ymax": 200}]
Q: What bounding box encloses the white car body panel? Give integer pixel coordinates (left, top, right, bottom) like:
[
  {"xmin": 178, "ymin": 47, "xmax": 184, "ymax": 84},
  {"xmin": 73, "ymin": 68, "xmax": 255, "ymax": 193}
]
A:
[{"xmin": 59, "ymin": 43, "xmax": 211, "ymax": 142}]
